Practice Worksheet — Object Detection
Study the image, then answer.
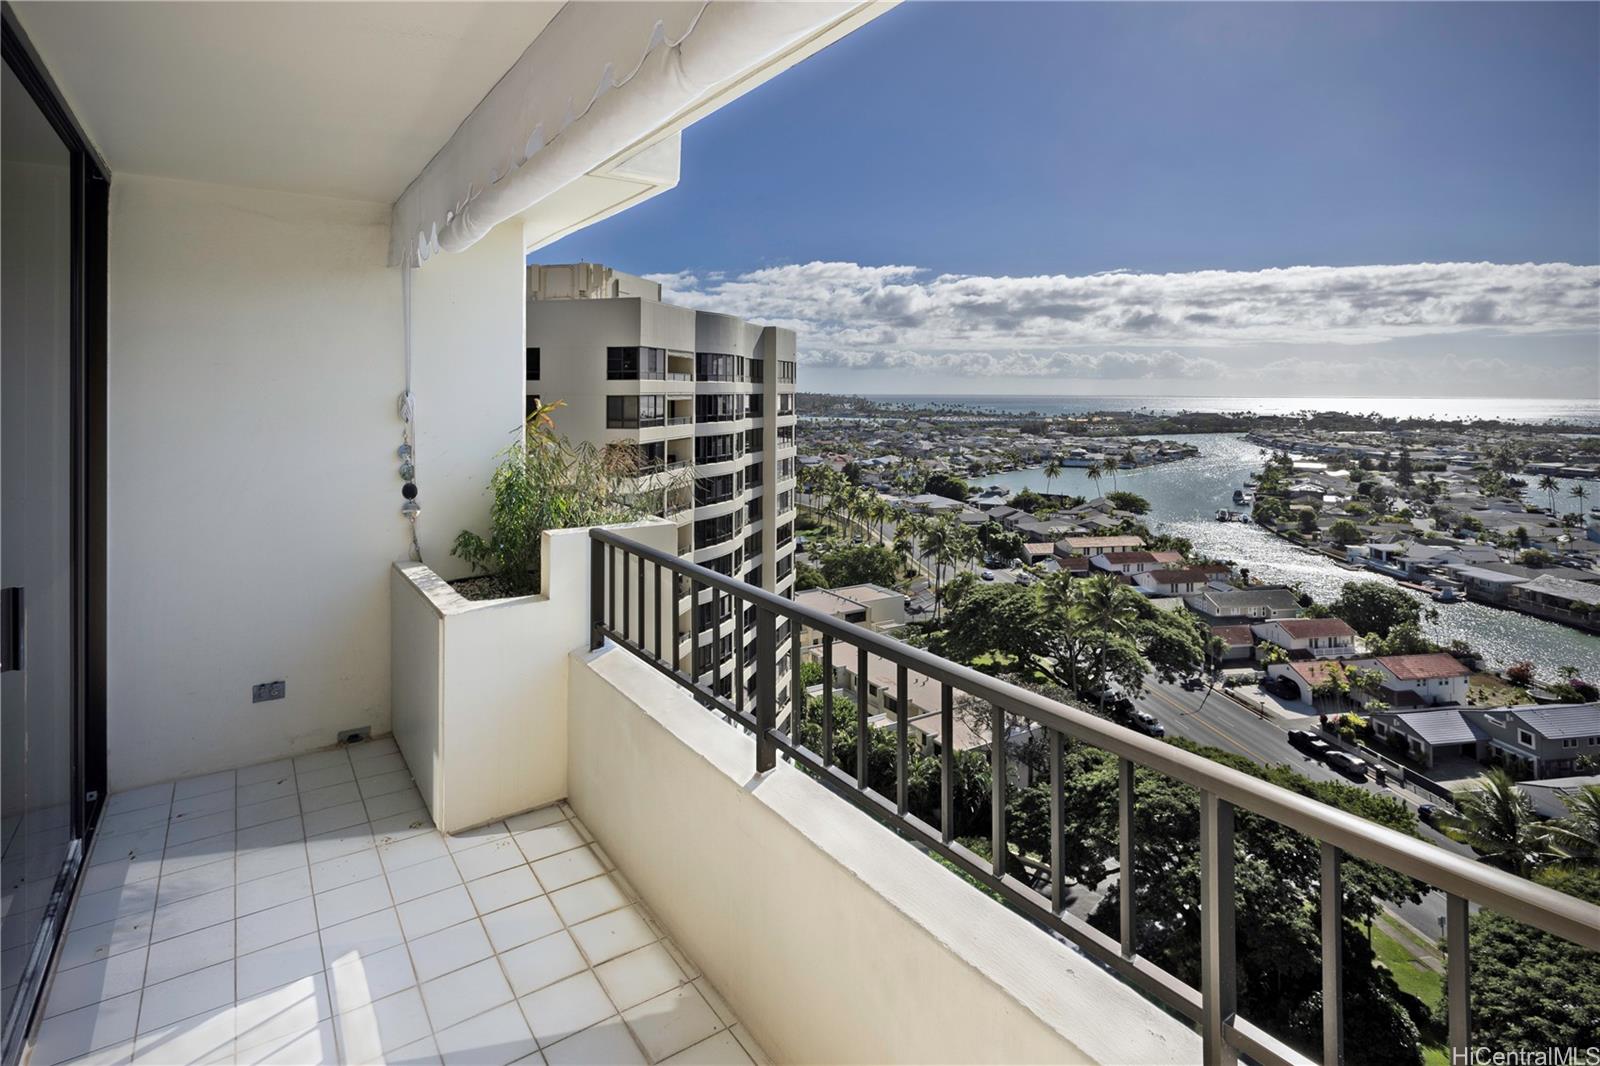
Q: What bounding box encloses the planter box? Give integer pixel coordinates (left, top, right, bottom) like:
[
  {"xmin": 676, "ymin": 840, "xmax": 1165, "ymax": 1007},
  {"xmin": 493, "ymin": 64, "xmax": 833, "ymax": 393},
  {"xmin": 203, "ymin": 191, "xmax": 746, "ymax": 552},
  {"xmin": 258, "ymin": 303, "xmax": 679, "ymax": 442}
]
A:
[{"xmin": 390, "ymin": 519, "xmax": 677, "ymax": 833}]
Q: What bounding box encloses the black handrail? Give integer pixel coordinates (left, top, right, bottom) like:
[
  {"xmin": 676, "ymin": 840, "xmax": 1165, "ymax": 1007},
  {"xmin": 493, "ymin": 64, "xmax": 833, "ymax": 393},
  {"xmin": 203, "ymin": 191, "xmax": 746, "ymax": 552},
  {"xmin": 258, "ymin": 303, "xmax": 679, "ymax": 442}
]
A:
[{"xmin": 588, "ymin": 526, "xmax": 1600, "ymax": 1066}]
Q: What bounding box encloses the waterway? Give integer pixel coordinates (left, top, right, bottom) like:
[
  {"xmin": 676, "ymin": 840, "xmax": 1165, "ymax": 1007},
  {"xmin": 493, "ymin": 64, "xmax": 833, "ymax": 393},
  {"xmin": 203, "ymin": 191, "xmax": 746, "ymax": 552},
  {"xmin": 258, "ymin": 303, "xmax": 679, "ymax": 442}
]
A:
[{"xmin": 977, "ymin": 434, "xmax": 1600, "ymax": 678}]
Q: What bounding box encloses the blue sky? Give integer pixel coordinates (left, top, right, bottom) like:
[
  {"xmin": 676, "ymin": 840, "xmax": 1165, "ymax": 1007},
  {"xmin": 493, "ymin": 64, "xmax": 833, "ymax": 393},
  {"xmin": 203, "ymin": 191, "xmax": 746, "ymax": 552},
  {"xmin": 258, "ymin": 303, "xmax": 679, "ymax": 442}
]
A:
[{"xmin": 534, "ymin": 2, "xmax": 1600, "ymax": 399}]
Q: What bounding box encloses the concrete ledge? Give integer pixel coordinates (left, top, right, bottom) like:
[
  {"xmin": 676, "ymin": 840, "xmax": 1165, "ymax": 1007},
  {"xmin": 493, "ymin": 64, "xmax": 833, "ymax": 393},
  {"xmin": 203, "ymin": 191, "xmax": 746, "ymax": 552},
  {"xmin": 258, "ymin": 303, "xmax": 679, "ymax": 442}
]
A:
[{"xmin": 569, "ymin": 645, "xmax": 1200, "ymax": 1065}]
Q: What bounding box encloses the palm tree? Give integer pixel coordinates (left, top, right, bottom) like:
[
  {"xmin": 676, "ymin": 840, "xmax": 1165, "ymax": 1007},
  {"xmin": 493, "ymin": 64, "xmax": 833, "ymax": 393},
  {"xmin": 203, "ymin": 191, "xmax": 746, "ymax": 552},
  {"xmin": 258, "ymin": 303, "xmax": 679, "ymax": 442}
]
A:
[
  {"xmin": 1569, "ymin": 483, "xmax": 1590, "ymax": 514},
  {"xmin": 1103, "ymin": 455, "xmax": 1121, "ymax": 492},
  {"xmin": 1436, "ymin": 769, "xmax": 1557, "ymax": 877},
  {"xmin": 1043, "ymin": 458, "xmax": 1063, "ymax": 498},
  {"xmin": 1073, "ymin": 574, "xmax": 1142, "ymax": 713},
  {"xmin": 1086, "ymin": 461, "xmax": 1104, "ymax": 500},
  {"xmin": 923, "ymin": 517, "xmax": 956, "ymax": 620},
  {"xmin": 1538, "ymin": 474, "xmax": 1561, "ymax": 514},
  {"xmin": 1422, "ymin": 474, "xmax": 1444, "ymax": 503},
  {"xmin": 1545, "ymin": 785, "xmax": 1600, "ymax": 865}
]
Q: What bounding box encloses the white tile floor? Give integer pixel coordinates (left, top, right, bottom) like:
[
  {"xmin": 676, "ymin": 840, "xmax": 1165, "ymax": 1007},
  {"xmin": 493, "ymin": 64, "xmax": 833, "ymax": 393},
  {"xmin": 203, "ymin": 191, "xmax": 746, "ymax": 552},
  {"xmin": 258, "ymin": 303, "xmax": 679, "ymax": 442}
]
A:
[{"xmin": 28, "ymin": 739, "xmax": 769, "ymax": 1066}]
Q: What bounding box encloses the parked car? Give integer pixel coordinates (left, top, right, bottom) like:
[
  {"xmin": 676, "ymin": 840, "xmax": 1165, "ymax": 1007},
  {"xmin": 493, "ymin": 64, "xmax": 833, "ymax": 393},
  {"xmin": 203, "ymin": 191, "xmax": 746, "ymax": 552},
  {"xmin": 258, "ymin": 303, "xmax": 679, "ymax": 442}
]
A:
[
  {"xmin": 1417, "ymin": 803, "xmax": 1439, "ymax": 826},
  {"xmin": 1287, "ymin": 729, "xmax": 1319, "ymax": 750},
  {"xmin": 1303, "ymin": 738, "xmax": 1333, "ymax": 760},
  {"xmin": 1130, "ymin": 711, "xmax": 1165, "ymax": 738},
  {"xmin": 980, "ymin": 570, "xmax": 995, "ymax": 581},
  {"xmin": 1086, "ymin": 688, "xmax": 1135, "ymax": 717},
  {"xmin": 1181, "ymin": 675, "xmax": 1205, "ymax": 691},
  {"xmin": 1325, "ymin": 751, "xmax": 1369, "ymax": 779}
]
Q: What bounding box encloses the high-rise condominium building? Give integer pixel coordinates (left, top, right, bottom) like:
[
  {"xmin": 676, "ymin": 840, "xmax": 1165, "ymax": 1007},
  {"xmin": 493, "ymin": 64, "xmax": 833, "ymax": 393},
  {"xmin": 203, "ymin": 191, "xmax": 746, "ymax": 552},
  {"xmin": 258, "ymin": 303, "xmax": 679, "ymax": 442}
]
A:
[{"xmin": 526, "ymin": 263, "xmax": 799, "ymax": 709}]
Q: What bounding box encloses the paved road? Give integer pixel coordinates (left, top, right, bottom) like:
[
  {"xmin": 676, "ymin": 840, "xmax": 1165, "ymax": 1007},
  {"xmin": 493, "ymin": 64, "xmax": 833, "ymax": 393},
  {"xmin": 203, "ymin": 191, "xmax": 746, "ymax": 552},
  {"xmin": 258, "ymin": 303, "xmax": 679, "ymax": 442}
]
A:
[{"xmin": 1133, "ymin": 677, "xmax": 1467, "ymax": 940}]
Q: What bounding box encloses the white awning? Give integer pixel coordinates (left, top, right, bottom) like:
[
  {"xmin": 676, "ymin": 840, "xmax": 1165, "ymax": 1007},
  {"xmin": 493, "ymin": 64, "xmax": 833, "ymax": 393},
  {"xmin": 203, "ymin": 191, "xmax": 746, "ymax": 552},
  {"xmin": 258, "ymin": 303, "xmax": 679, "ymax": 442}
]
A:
[{"xmin": 390, "ymin": 1, "xmax": 873, "ymax": 266}]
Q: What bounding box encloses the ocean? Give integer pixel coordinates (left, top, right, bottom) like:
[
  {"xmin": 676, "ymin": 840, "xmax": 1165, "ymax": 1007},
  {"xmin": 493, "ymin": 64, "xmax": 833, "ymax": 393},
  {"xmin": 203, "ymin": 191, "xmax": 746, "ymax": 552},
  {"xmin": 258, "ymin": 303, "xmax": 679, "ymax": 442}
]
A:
[{"xmin": 854, "ymin": 394, "xmax": 1600, "ymax": 426}]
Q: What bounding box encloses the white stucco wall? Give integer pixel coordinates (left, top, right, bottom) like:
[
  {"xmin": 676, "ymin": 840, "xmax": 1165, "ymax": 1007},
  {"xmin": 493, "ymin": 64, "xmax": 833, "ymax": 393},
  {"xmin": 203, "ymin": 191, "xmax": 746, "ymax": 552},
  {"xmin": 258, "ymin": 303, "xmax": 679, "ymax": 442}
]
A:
[
  {"xmin": 391, "ymin": 521, "xmax": 678, "ymax": 833},
  {"xmin": 569, "ymin": 647, "xmax": 1200, "ymax": 1066},
  {"xmin": 105, "ymin": 175, "xmax": 524, "ymax": 789}
]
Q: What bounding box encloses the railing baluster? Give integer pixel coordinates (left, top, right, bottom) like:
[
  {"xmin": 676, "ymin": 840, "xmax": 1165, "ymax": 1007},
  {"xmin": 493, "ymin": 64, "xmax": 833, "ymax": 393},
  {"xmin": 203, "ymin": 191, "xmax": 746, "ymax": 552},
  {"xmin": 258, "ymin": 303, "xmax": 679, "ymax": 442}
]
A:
[
  {"xmin": 940, "ymin": 683, "xmax": 953, "ymax": 844},
  {"xmin": 648, "ymin": 559, "xmax": 658, "ymax": 660},
  {"xmin": 855, "ymin": 645, "xmax": 868, "ymax": 790},
  {"xmin": 1049, "ymin": 726, "xmax": 1064, "ymax": 915},
  {"xmin": 622, "ymin": 546, "xmax": 631, "ymax": 643},
  {"xmin": 713, "ymin": 591, "xmax": 723, "ymax": 707},
  {"xmin": 755, "ymin": 607, "xmax": 776, "ymax": 773},
  {"xmin": 1447, "ymin": 893, "xmax": 1471, "ymax": 1059},
  {"xmin": 589, "ymin": 538, "xmax": 605, "ymax": 651},
  {"xmin": 1321, "ymin": 843, "xmax": 1343, "ymax": 1066},
  {"xmin": 608, "ymin": 544, "xmax": 617, "ymax": 635},
  {"xmin": 789, "ymin": 625, "xmax": 802, "ymax": 743},
  {"xmin": 735, "ymin": 610, "xmax": 747, "ymax": 720},
  {"xmin": 1119, "ymin": 756, "xmax": 1136, "ymax": 956},
  {"xmin": 990, "ymin": 702, "xmax": 1005, "ymax": 878},
  {"xmin": 671, "ymin": 573, "xmax": 681, "ymax": 674},
  {"xmin": 1199, "ymin": 790, "xmax": 1237, "ymax": 1066},
  {"xmin": 822, "ymin": 635, "xmax": 834, "ymax": 766},
  {"xmin": 895, "ymin": 664, "xmax": 909, "ymax": 816}
]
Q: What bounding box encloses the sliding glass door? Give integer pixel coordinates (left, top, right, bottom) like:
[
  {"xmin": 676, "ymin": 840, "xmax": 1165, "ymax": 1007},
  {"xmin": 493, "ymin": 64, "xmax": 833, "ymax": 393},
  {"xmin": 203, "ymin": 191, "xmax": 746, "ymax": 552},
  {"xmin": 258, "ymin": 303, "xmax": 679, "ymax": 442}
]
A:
[{"xmin": 0, "ymin": 9, "xmax": 107, "ymax": 1059}]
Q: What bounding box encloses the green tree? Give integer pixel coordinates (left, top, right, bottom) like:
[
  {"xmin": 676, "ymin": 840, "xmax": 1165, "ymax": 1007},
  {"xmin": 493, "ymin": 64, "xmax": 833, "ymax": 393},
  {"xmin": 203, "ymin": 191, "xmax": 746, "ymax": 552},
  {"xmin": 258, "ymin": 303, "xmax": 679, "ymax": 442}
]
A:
[
  {"xmin": 924, "ymin": 472, "xmax": 969, "ymax": 502},
  {"xmin": 1569, "ymin": 483, "xmax": 1590, "ymax": 513},
  {"xmin": 1075, "ymin": 574, "xmax": 1143, "ymax": 708},
  {"xmin": 1453, "ymin": 866, "xmax": 1600, "ymax": 1052},
  {"xmin": 1365, "ymin": 622, "xmax": 1438, "ymax": 656},
  {"xmin": 1328, "ymin": 581, "xmax": 1424, "ymax": 639},
  {"xmin": 1328, "ymin": 518, "xmax": 1364, "ymax": 547},
  {"xmin": 1298, "ymin": 508, "xmax": 1320, "ymax": 535},
  {"xmin": 1538, "ymin": 474, "xmax": 1561, "ymax": 513},
  {"xmin": 1396, "ymin": 447, "xmax": 1414, "ymax": 487},
  {"xmin": 1105, "ymin": 490, "xmax": 1150, "ymax": 515},
  {"xmin": 818, "ymin": 544, "xmax": 902, "ymax": 588}
]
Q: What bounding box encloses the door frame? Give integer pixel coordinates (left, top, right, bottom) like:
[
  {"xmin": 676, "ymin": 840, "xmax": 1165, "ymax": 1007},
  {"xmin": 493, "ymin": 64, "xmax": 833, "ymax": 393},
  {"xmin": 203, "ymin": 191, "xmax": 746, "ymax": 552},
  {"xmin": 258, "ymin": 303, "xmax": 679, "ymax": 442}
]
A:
[{"xmin": 1, "ymin": 5, "xmax": 108, "ymax": 1061}]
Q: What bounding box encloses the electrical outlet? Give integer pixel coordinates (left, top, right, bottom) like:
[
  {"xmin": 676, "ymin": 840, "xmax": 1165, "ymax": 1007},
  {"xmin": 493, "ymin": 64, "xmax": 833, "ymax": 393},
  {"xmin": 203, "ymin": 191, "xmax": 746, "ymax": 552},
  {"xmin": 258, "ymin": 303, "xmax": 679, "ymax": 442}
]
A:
[
  {"xmin": 338, "ymin": 726, "xmax": 371, "ymax": 746},
  {"xmin": 252, "ymin": 680, "xmax": 286, "ymax": 703}
]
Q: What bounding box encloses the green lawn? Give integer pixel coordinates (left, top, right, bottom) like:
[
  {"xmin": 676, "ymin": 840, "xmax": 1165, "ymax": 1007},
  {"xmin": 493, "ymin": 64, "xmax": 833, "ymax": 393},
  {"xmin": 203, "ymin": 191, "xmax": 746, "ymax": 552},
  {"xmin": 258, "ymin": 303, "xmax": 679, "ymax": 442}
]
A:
[{"xmin": 1371, "ymin": 917, "xmax": 1449, "ymax": 1066}]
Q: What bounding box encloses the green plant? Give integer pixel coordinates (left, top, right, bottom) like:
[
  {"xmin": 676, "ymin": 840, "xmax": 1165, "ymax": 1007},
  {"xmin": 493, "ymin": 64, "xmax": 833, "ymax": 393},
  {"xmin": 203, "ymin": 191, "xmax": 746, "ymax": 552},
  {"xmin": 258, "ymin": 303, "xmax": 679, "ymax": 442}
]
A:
[{"xmin": 451, "ymin": 402, "xmax": 661, "ymax": 597}]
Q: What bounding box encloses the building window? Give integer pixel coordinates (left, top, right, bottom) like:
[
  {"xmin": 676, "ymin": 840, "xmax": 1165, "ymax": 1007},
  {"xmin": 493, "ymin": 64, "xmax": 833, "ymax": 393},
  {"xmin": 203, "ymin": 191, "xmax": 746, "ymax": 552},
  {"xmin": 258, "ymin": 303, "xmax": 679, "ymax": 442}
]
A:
[
  {"xmin": 749, "ymin": 360, "xmax": 764, "ymax": 384},
  {"xmin": 695, "ymin": 434, "xmax": 737, "ymax": 464},
  {"xmin": 747, "ymin": 498, "xmax": 763, "ymax": 523},
  {"xmin": 606, "ymin": 394, "xmax": 665, "ymax": 429},
  {"xmin": 1518, "ymin": 729, "xmax": 1535, "ymax": 747},
  {"xmin": 778, "ymin": 394, "xmax": 795, "ymax": 415},
  {"xmin": 607, "ymin": 346, "xmax": 666, "ymax": 380},
  {"xmin": 525, "ymin": 347, "xmax": 540, "ymax": 380},
  {"xmin": 696, "ymin": 394, "xmax": 743, "ymax": 423},
  {"xmin": 695, "ymin": 351, "xmax": 738, "ymax": 382},
  {"xmin": 744, "ymin": 429, "xmax": 761, "ymax": 453},
  {"xmin": 695, "ymin": 513, "xmax": 740, "ymax": 549},
  {"xmin": 747, "ymin": 394, "xmax": 764, "ymax": 418},
  {"xmin": 778, "ymin": 360, "xmax": 796, "ymax": 384},
  {"xmin": 696, "ymin": 474, "xmax": 736, "ymax": 506}
]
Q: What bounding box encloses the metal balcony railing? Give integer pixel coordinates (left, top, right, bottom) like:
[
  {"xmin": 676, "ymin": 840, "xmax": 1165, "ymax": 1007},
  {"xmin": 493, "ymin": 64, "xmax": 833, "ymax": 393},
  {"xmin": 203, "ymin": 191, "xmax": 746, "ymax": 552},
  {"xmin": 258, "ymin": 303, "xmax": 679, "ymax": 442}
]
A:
[{"xmin": 588, "ymin": 527, "xmax": 1600, "ymax": 1066}]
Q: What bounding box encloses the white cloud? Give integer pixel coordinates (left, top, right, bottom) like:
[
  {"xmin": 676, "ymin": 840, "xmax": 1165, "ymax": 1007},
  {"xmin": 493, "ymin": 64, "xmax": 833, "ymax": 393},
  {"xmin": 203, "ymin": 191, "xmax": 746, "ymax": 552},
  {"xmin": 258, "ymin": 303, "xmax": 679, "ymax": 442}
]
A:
[{"xmin": 645, "ymin": 260, "xmax": 1600, "ymax": 380}]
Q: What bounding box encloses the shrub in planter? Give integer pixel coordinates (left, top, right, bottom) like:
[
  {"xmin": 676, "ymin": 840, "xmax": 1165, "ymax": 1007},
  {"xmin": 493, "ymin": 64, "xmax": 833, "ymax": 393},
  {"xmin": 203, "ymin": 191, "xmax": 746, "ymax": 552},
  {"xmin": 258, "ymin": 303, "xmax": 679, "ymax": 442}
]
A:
[{"xmin": 452, "ymin": 401, "xmax": 680, "ymax": 598}]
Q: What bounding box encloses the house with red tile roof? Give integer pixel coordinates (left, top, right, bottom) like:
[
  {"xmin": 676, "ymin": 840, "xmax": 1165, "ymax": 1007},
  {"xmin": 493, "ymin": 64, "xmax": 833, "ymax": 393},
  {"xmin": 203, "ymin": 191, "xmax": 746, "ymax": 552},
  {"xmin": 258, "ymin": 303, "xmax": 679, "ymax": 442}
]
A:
[
  {"xmin": 1372, "ymin": 653, "xmax": 1471, "ymax": 707},
  {"xmin": 1254, "ymin": 617, "xmax": 1358, "ymax": 660}
]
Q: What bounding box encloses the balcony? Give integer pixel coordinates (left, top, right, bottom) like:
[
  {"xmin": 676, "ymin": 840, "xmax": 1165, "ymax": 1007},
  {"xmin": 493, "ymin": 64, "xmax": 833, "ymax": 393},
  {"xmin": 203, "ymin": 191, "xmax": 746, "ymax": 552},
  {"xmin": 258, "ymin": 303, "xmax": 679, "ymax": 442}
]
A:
[{"xmin": 24, "ymin": 523, "xmax": 1600, "ymax": 1066}]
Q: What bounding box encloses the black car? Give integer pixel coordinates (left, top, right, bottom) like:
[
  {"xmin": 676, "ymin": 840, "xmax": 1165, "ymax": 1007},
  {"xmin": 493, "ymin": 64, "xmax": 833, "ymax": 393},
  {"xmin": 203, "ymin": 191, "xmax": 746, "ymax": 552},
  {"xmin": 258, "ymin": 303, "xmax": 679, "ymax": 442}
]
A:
[
  {"xmin": 1417, "ymin": 803, "xmax": 1439, "ymax": 826},
  {"xmin": 1287, "ymin": 729, "xmax": 1319, "ymax": 750},
  {"xmin": 1181, "ymin": 676, "xmax": 1205, "ymax": 691}
]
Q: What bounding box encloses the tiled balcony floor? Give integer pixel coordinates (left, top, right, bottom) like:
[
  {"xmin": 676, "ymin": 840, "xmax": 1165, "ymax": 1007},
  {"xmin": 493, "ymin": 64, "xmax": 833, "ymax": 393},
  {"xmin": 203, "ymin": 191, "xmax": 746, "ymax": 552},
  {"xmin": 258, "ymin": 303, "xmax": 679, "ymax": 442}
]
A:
[{"xmin": 28, "ymin": 738, "xmax": 768, "ymax": 1066}]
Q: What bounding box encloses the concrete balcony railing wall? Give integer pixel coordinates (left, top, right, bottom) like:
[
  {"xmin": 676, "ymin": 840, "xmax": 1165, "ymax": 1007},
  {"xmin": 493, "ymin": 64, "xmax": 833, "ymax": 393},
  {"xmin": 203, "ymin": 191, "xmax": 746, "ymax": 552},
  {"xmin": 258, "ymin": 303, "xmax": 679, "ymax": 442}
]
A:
[
  {"xmin": 569, "ymin": 647, "xmax": 1198, "ymax": 1065},
  {"xmin": 390, "ymin": 521, "xmax": 679, "ymax": 832}
]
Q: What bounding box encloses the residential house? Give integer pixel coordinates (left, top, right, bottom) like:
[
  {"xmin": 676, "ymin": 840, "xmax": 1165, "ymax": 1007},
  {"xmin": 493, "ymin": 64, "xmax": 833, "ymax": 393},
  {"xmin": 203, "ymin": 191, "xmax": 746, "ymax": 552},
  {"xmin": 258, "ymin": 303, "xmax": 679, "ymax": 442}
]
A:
[
  {"xmin": 1134, "ymin": 568, "xmax": 1210, "ymax": 596},
  {"xmin": 1371, "ymin": 653, "xmax": 1471, "ymax": 708},
  {"xmin": 1254, "ymin": 618, "xmax": 1358, "ymax": 660},
  {"xmin": 1208, "ymin": 625, "xmax": 1256, "ymax": 664},
  {"xmin": 1054, "ymin": 535, "xmax": 1145, "ymax": 557},
  {"xmin": 1185, "ymin": 587, "xmax": 1302, "ymax": 622},
  {"xmin": 1509, "ymin": 573, "xmax": 1600, "ymax": 631},
  {"xmin": 1091, "ymin": 551, "xmax": 1162, "ymax": 576},
  {"xmin": 1474, "ymin": 703, "xmax": 1600, "ymax": 779},
  {"xmin": 1370, "ymin": 709, "xmax": 1484, "ymax": 769}
]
